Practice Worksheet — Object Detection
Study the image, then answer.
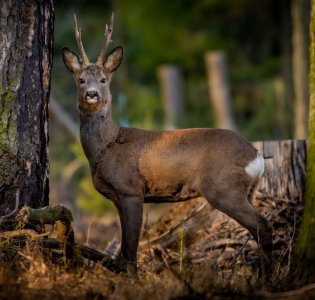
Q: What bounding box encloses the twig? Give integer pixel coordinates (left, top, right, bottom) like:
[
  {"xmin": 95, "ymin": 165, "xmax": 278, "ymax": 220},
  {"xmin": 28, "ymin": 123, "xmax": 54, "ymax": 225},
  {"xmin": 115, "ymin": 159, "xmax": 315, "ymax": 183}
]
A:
[
  {"xmin": 105, "ymin": 235, "xmax": 120, "ymax": 258},
  {"xmin": 231, "ymin": 235, "xmax": 251, "ymax": 265},
  {"xmin": 205, "ymin": 226, "xmax": 245, "ymax": 240},
  {"xmin": 288, "ymin": 213, "xmax": 296, "ymax": 273},
  {"xmin": 256, "ymin": 194, "xmax": 293, "ymax": 204},
  {"xmin": 85, "ymin": 220, "xmax": 92, "ymax": 247},
  {"xmin": 274, "ymin": 213, "xmax": 297, "ymax": 278},
  {"xmin": 0, "ymin": 229, "xmax": 49, "ymax": 240},
  {"xmin": 257, "ymin": 282, "xmax": 315, "ymax": 298},
  {"xmin": 285, "ymin": 213, "xmax": 296, "ymax": 275},
  {"xmin": 203, "ymin": 238, "xmax": 245, "ymax": 250}
]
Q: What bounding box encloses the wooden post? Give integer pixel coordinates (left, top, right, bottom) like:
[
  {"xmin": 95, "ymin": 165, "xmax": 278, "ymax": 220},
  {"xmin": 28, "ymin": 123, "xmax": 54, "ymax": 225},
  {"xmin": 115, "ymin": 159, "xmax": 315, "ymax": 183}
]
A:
[
  {"xmin": 157, "ymin": 65, "xmax": 184, "ymax": 129},
  {"xmin": 205, "ymin": 51, "xmax": 236, "ymax": 131}
]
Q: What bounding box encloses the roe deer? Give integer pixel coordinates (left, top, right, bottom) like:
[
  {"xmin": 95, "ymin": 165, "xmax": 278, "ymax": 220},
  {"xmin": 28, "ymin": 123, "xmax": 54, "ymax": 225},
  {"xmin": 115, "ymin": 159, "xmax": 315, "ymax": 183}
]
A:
[{"xmin": 62, "ymin": 14, "xmax": 272, "ymax": 277}]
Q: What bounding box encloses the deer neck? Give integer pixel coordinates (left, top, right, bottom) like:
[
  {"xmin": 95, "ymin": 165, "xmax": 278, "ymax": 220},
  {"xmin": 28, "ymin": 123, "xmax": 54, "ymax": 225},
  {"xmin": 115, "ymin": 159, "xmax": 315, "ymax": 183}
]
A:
[{"xmin": 79, "ymin": 107, "xmax": 120, "ymax": 164}]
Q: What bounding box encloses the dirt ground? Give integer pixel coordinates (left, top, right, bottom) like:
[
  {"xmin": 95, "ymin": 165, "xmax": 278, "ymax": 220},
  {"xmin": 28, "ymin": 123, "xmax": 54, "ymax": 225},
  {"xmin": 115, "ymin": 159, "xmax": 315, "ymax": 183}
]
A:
[{"xmin": 0, "ymin": 191, "xmax": 312, "ymax": 300}]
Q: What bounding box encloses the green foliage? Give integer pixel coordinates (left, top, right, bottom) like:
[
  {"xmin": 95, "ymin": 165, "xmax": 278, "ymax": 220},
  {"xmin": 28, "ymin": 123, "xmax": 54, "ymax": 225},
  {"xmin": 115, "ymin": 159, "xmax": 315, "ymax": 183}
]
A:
[
  {"xmin": 53, "ymin": 0, "xmax": 290, "ymax": 136},
  {"xmin": 51, "ymin": 0, "xmax": 294, "ymax": 216},
  {"xmin": 117, "ymin": 83, "xmax": 163, "ymax": 130},
  {"xmin": 76, "ymin": 177, "xmax": 115, "ymax": 217}
]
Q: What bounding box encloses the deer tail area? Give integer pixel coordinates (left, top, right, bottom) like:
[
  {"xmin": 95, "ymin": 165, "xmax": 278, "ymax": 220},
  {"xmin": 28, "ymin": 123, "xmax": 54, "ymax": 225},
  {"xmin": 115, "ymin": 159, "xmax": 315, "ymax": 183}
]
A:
[{"xmin": 245, "ymin": 153, "xmax": 265, "ymax": 202}]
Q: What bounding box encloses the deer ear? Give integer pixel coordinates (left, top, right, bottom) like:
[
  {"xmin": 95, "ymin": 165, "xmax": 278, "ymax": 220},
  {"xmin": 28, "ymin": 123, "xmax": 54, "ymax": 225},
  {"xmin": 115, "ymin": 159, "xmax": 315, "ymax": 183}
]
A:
[
  {"xmin": 62, "ymin": 47, "xmax": 82, "ymax": 73},
  {"xmin": 103, "ymin": 46, "xmax": 123, "ymax": 73}
]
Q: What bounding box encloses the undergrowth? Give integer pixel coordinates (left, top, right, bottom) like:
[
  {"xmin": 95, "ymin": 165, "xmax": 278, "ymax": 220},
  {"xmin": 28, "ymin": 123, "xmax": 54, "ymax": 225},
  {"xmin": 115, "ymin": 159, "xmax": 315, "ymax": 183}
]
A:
[{"xmin": 0, "ymin": 240, "xmax": 272, "ymax": 300}]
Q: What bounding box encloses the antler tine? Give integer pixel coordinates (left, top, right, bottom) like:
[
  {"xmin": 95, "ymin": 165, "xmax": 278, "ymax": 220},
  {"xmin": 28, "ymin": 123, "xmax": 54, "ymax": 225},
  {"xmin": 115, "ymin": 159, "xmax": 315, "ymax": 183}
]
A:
[
  {"xmin": 96, "ymin": 12, "xmax": 114, "ymax": 65},
  {"xmin": 74, "ymin": 14, "xmax": 90, "ymax": 65}
]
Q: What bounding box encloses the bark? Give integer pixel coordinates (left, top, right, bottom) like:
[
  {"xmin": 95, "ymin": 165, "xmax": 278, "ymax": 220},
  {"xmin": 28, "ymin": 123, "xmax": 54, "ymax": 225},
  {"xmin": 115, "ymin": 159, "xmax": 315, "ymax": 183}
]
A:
[
  {"xmin": 253, "ymin": 140, "xmax": 306, "ymax": 203},
  {"xmin": 0, "ymin": 0, "xmax": 53, "ymax": 219},
  {"xmin": 292, "ymin": 0, "xmax": 315, "ymax": 284}
]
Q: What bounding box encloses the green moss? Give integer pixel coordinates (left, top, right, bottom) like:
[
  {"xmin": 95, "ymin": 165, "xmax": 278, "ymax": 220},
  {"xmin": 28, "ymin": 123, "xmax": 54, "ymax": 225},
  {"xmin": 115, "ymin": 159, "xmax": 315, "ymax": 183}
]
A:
[
  {"xmin": 292, "ymin": 0, "xmax": 315, "ymax": 284},
  {"xmin": 0, "ymin": 91, "xmax": 17, "ymax": 147},
  {"xmin": 0, "ymin": 88, "xmax": 18, "ymax": 187}
]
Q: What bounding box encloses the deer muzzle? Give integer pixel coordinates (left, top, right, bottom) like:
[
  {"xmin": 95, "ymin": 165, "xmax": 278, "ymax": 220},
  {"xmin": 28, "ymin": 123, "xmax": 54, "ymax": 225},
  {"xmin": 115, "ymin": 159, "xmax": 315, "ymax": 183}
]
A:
[{"xmin": 85, "ymin": 90, "xmax": 99, "ymax": 104}]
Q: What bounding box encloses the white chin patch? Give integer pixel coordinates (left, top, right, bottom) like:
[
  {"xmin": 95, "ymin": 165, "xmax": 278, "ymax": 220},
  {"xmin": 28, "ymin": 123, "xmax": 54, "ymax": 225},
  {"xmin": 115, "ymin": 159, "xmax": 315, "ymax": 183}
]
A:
[
  {"xmin": 86, "ymin": 97, "xmax": 98, "ymax": 104},
  {"xmin": 245, "ymin": 153, "xmax": 265, "ymax": 178}
]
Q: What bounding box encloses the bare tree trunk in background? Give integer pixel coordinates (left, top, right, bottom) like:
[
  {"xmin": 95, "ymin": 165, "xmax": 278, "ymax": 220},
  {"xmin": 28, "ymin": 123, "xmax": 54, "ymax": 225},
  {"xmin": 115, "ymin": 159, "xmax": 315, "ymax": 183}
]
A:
[
  {"xmin": 157, "ymin": 65, "xmax": 184, "ymax": 129},
  {"xmin": 204, "ymin": 51, "xmax": 236, "ymax": 131},
  {"xmin": 280, "ymin": 0, "xmax": 294, "ymax": 138},
  {"xmin": 291, "ymin": 0, "xmax": 310, "ymax": 139},
  {"xmin": 0, "ymin": 0, "xmax": 53, "ymax": 222}
]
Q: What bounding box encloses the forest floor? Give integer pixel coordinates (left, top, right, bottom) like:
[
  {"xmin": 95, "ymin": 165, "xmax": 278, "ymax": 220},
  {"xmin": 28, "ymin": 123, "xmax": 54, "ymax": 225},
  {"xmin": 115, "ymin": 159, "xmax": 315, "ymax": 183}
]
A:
[{"xmin": 0, "ymin": 191, "xmax": 313, "ymax": 300}]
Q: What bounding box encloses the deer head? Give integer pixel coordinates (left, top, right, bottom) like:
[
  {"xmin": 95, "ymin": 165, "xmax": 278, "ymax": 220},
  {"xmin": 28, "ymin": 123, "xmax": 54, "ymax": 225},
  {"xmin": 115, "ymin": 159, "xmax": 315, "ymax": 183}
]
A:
[{"xmin": 62, "ymin": 13, "xmax": 123, "ymax": 113}]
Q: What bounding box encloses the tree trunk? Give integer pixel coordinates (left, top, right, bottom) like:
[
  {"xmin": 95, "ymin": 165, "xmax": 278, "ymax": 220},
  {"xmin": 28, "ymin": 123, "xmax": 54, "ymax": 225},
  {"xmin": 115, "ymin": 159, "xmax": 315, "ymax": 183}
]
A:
[
  {"xmin": 157, "ymin": 65, "xmax": 184, "ymax": 129},
  {"xmin": 204, "ymin": 51, "xmax": 236, "ymax": 131},
  {"xmin": 0, "ymin": 0, "xmax": 53, "ymax": 221},
  {"xmin": 291, "ymin": 0, "xmax": 310, "ymax": 139},
  {"xmin": 292, "ymin": 0, "xmax": 315, "ymax": 285}
]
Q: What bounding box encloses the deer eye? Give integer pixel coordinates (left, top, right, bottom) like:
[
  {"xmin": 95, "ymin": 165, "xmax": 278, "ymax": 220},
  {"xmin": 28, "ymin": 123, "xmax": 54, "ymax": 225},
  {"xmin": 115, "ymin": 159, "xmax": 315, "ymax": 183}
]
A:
[
  {"xmin": 79, "ymin": 78, "xmax": 85, "ymax": 85},
  {"xmin": 100, "ymin": 78, "xmax": 106, "ymax": 83}
]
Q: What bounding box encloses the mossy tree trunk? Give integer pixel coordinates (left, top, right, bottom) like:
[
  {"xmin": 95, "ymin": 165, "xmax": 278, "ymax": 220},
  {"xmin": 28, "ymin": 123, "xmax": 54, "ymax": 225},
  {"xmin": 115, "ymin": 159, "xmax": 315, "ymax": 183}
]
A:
[
  {"xmin": 0, "ymin": 0, "xmax": 53, "ymax": 221},
  {"xmin": 292, "ymin": 0, "xmax": 315, "ymax": 285}
]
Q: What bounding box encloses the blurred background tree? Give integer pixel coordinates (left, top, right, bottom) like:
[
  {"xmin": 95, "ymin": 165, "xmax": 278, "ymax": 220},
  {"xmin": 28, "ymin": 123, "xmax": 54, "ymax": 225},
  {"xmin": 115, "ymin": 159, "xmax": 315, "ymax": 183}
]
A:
[{"xmin": 50, "ymin": 0, "xmax": 310, "ymax": 217}]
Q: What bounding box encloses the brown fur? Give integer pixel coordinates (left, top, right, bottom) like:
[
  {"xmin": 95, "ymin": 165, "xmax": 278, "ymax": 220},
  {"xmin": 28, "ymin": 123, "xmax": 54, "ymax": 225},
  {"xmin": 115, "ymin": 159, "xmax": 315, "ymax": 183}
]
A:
[{"xmin": 62, "ymin": 33, "xmax": 272, "ymax": 277}]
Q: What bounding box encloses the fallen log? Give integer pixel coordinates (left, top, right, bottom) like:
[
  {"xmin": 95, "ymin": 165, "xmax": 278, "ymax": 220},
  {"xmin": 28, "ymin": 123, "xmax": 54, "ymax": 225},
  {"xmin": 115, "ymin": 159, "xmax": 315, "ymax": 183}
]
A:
[
  {"xmin": 16, "ymin": 205, "xmax": 73, "ymax": 226},
  {"xmin": 15, "ymin": 205, "xmax": 75, "ymax": 262},
  {"xmin": 39, "ymin": 238, "xmax": 126, "ymax": 272}
]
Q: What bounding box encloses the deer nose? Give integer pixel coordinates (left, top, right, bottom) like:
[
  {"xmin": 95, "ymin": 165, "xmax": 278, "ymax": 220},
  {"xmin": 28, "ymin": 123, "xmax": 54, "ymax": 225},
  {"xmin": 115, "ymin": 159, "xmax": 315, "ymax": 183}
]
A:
[{"xmin": 85, "ymin": 90, "xmax": 99, "ymax": 102}]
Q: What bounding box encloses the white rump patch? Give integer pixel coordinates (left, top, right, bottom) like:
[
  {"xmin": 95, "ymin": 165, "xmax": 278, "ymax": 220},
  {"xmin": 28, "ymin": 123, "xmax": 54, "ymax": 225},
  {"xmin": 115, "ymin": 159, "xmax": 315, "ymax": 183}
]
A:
[{"xmin": 245, "ymin": 153, "xmax": 264, "ymax": 178}]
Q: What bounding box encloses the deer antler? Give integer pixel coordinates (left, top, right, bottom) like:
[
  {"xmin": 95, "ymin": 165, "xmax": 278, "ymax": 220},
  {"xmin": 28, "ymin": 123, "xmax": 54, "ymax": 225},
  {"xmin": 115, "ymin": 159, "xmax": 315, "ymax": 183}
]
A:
[
  {"xmin": 74, "ymin": 14, "xmax": 90, "ymax": 65},
  {"xmin": 96, "ymin": 13, "xmax": 114, "ymax": 66}
]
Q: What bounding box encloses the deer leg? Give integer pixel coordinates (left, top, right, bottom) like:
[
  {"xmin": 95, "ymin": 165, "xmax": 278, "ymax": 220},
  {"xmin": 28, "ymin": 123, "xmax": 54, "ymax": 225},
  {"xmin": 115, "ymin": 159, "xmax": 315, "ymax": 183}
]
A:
[
  {"xmin": 204, "ymin": 189, "xmax": 272, "ymax": 278},
  {"xmin": 113, "ymin": 202, "xmax": 127, "ymax": 270},
  {"xmin": 118, "ymin": 196, "xmax": 143, "ymax": 275}
]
